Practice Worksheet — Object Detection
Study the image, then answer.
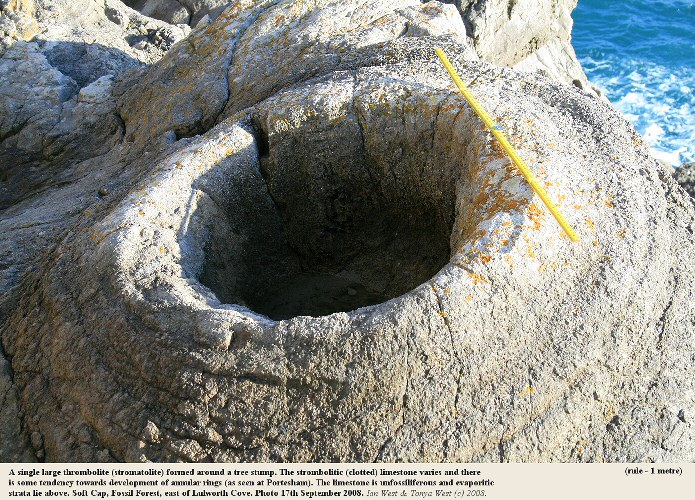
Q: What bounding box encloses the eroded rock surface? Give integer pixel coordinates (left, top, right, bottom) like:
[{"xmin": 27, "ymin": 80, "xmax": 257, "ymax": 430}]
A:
[
  {"xmin": 0, "ymin": 0, "xmax": 189, "ymax": 209},
  {"xmin": 1, "ymin": 0, "xmax": 694, "ymax": 462}
]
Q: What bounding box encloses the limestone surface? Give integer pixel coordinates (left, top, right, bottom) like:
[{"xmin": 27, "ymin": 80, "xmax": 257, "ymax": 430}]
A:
[{"xmin": 1, "ymin": 0, "xmax": 694, "ymax": 463}]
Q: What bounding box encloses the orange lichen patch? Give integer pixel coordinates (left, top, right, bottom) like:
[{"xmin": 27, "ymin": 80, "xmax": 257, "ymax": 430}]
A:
[
  {"xmin": 538, "ymin": 264, "xmax": 546, "ymax": 271},
  {"xmin": 550, "ymin": 261, "xmax": 558, "ymax": 270},
  {"xmin": 592, "ymin": 240, "xmax": 598, "ymax": 247},
  {"xmin": 604, "ymin": 198, "xmax": 614, "ymax": 208},
  {"xmin": 480, "ymin": 254, "xmax": 492, "ymax": 264},
  {"xmin": 519, "ymin": 386, "xmax": 535, "ymax": 397},
  {"xmin": 503, "ymin": 221, "xmax": 512, "ymax": 226},
  {"xmin": 159, "ymin": 246, "xmax": 167, "ymax": 254},
  {"xmin": 467, "ymin": 272, "xmax": 488, "ymax": 285},
  {"xmin": 573, "ymin": 204, "xmax": 582, "ymax": 210},
  {"xmin": 617, "ymin": 229, "xmax": 627, "ymax": 239},
  {"xmin": 585, "ymin": 218, "xmax": 595, "ymax": 230},
  {"xmin": 465, "ymin": 295, "xmax": 473, "ymax": 302},
  {"xmin": 527, "ymin": 203, "xmax": 544, "ymax": 230},
  {"xmin": 438, "ymin": 311, "xmax": 448, "ymax": 318},
  {"xmin": 443, "ymin": 288, "xmax": 451, "ymax": 295},
  {"xmin": 526, "ymin": 245, "xmax": 536, "ymax": 259}
]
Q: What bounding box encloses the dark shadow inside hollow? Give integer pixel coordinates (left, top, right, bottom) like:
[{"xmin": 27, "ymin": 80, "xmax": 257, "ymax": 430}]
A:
[{"xmin": 197, "ymin": 106, "xmax": 458, "ymax": 320}]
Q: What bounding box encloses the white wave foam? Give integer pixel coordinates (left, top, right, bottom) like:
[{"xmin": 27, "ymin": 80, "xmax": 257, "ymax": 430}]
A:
[{"xmin": 581, "ymin": 55, "xmax": 695, "ymax": 165}]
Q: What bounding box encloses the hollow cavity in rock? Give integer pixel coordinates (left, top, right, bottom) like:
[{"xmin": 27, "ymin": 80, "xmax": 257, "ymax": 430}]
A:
[{"xmin": 196, "ymin": 107, "xmax": 458, "ymax": 320}]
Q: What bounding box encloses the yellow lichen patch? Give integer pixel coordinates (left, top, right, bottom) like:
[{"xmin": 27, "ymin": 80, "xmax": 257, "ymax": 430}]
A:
[
  {"xmin": 585, "ymin": 218, "xmax": 595, "ymax": 230},
  {"xmin": 465, "ymin": 295, "xmax": 473, "ymax": 302},
  {"xmin": 527, "ymin": 245, "xmax": 536, "ymax": 259},
  {"xmin": 592, "ymin": 240, "xmax": 598, "ymax": 247},
  {"xmin": 159, "ymin": 246, "xmax": 167, "ymax": 254},
  {"xmin": 438, "ymin": 311, "xmax": 448, "ymax": 318},
  {"xmin": 617, "ymin": 229, "xmax": 627, "ymax": 239},
  {"xmin": 443, "ymin": 288, "xmax": 451, "ymax": 295},
  {"xmin": 519, "ymin": 386, "xmax": 535, "ymax": 397},
  {"xmin": 604, "ymin": 198, "xmax": 614, "ymax": 208}
]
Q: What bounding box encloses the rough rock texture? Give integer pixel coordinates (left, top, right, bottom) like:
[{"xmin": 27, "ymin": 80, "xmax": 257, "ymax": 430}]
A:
[
  {"xmin": 674, "ymin": 162, "xmax": 695, "ymax": 199},
  {"xmin": 1, "ymin": 0, "xmax": 694, "ymax": 463},
  {"xmin": 122, "ymin": 0, "xmax": 596, "ymax": 95},
  {"xmin": 0, "ymin": 0, "xmax": 39, "ymax": 52},
  {"xmin": 0, "ymin": 0, "xmax": 190, "ymax": 209},
  {"xmin": 441, "ymin": 0, "xmax": 598, "ymax": 95}
]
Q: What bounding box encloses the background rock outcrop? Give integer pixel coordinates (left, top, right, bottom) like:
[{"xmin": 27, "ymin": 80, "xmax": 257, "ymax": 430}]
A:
[
  {"xmin": 445, "ymin": 0, "xmax": 596, "ymax": 94},
  {"xmin": 674, "ymin": 162, "xmax": 695, "ymax": 199},
  {"xmin": 1, "ymin": 0, "xmax": 694, "ymax": 462}
]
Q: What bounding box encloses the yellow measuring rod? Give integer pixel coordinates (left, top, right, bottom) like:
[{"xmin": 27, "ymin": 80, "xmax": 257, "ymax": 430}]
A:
[{"xmin": 435, "ymin": 47, "xmax": 580, "ymax": 242}]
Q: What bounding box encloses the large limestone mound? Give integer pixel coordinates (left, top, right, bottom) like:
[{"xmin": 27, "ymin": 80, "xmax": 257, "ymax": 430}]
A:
[
  {"xmin": 1, "ymin": 0, "xmax": 694, "ymax": 462},
  {"xmin": 121, "ymin": 0, "xmax": 596, "ymax": 95}
]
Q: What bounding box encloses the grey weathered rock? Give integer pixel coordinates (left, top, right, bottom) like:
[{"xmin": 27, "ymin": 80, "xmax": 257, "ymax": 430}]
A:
[
  {"xmin": 1, "ymin": 0, "xmax": 694, "ymax": 463},
  {"xmin": 443, "ymin": 0, "xmax": 598, "ymax": 96},
  {"xmin": 674, "ymin": 162, "xmax": 695, "ymax": 199},
  {"xmin": 0, "ymin": 0, "xmax": 189, "ymax": 209}
]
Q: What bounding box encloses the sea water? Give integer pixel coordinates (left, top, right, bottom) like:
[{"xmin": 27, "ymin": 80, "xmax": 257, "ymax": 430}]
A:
[{"xmin": 572, "ymin": 0, "xmax": 695, "ymax": 165}]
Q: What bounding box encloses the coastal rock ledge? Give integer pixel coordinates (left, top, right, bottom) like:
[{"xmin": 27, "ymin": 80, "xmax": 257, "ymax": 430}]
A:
[{"xmin": 1, "ymin": 0, "xmax": 694, "ymax": 462}]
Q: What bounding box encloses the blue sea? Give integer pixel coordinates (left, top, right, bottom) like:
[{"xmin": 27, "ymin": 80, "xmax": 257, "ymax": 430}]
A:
[{"xmin": 572, "ymin": 0, "xmax": 695, "ymax": 165}]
